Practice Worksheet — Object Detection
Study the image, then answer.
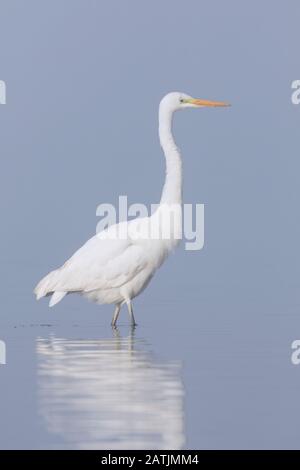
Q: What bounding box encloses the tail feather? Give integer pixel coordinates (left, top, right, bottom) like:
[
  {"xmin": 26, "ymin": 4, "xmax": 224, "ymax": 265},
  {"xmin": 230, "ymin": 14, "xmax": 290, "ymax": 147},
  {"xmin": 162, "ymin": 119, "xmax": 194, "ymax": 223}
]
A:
[
  {"xmin": 34, "ymin": 268, "xmax": 68, "ymax": 308},
  {"xmin": 34, "ymin": 269, "xmax": 61, "ymax": 300},
  {"xmin": 49, "ymin": 291, "xmax": 66, "ymax": 307}
]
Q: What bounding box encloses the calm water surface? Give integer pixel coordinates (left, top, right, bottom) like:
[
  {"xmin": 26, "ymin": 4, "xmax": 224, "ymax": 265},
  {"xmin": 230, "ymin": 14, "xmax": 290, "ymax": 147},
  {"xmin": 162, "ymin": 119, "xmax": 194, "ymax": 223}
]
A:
[
  {"xmin": 0, "ymin": 282, "xmax": 300, "ymax": 449},
  {"xmin": 36, "ymin": 330, "xmax": 184, "ymax": 449}
]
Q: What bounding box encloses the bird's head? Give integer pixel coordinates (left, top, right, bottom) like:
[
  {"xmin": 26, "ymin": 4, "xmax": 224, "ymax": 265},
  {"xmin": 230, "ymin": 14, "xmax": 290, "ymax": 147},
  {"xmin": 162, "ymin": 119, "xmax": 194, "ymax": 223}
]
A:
[{"xmin": 160, "ymin": 91, "xmax": 230, "ymax": 113}]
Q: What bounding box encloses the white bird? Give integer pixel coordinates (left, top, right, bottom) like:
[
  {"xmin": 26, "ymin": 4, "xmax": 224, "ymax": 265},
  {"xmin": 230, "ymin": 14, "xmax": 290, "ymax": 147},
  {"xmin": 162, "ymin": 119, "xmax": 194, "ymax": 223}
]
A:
[{"xmin": 34, "ymin": 92, "xmax": 229, "ymax": 326}]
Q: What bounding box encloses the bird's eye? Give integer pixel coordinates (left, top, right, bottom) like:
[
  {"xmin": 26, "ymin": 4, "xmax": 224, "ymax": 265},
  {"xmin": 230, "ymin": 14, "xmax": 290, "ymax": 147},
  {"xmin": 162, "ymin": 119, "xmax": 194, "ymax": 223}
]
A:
[{"xmin": 179, "ymin": 98, "xmax": 184, "ymax": 103}]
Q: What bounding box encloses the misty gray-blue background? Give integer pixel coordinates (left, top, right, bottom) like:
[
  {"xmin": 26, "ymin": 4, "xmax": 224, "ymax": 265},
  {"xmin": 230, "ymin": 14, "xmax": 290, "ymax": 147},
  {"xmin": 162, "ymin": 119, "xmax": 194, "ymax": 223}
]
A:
[{"xmin": 0, "ymin": 0, "xmax": 300, "ymax": 449}]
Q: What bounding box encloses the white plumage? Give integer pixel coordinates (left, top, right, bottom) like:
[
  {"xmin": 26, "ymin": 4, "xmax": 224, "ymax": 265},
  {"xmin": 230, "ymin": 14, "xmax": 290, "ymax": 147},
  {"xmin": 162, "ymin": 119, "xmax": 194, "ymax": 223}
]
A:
[{"xmin": 34, "ymin": 92, "xmax": 229, "ymax": 325}]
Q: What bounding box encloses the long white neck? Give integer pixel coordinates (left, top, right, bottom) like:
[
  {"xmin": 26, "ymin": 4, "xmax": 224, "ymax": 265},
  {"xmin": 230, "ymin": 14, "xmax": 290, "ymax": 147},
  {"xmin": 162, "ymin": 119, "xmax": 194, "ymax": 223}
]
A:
[{"xmin": 159, "ymin": 105, "xmax": 182, "ymax": 206}]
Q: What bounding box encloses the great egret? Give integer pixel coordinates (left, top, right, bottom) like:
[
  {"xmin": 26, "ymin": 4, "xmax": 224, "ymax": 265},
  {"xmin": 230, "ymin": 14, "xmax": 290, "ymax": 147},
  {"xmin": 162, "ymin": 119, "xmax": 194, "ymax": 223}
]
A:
[{"xmin": 34, "ymin": 92, "xmax": 229, "ymax": 325}]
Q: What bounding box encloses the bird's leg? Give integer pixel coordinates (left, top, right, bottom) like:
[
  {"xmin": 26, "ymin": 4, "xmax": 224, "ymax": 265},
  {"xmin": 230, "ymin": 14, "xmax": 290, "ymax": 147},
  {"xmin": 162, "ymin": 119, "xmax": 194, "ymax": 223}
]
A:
[
  {"xmin": 126, "ymin": 300, "xmax": 137, "ymax": 326},
  {"xmin": 111, "ymin": 303, "xmax": 121, "ymax": 327}
]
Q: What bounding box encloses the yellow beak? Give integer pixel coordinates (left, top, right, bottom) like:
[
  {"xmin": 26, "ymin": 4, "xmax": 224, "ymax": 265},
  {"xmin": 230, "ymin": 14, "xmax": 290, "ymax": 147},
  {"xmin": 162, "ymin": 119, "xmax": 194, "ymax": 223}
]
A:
[{"xmin": 187, "ymin": 98, "xmax": 230, "ymax": 107}]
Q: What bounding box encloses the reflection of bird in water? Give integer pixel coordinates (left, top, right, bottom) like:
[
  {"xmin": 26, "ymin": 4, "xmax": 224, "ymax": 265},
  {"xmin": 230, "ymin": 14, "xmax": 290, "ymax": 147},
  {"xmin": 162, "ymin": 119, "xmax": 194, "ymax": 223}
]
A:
[{"xmin": 36, "ymin": 329, "xmax": 185, "ymax": 449}]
